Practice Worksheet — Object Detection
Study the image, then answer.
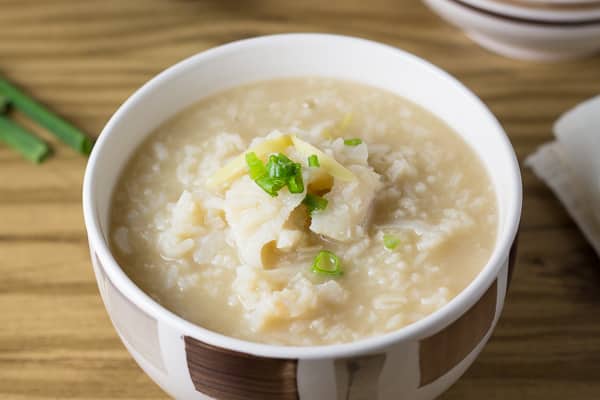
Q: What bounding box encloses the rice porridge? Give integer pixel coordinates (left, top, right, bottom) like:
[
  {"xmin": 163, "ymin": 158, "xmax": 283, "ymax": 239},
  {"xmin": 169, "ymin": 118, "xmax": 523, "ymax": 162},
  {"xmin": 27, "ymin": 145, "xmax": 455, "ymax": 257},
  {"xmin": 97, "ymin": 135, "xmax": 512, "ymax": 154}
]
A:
[{"xmin": 109, "ymin": 78, "xmax": 497, "ymax": 346}]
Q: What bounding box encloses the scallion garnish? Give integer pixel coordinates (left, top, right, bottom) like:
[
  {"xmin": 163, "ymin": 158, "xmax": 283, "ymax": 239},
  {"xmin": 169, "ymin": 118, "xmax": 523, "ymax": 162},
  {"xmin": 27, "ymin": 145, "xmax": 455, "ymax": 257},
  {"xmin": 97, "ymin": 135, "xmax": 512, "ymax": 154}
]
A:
[
  {"xmin": 287, "ymin": 163, "xmax": 304, "ymax": 193},
  {"xmin": 0, "ymin": 77, "xmax": 94, "ymax": 155},
  {"xmin": 383, "ymin": 234, "xmax": 400, "ymax": 250},
  {"xmin": 311, "ymin": 250, "xmax": 342, "ymax": 276},
  {"xmin": 247, "ymin": 152, "xmax": 305, "ymax": 197},
  {"xmin": 266, "ymin": 153, "xmax": 296, "ymax": 178},
  {"xmin": 308, "ymin": 154, "xmax": 320, "ymax": 167},
  {"xmin": 0, "ymin": 115, "xmax": 51, "ymax": 163},
  {"xmin": 343, "ymin": 138, "xmax": 362, "ymax": 146},
  {"xmin": 245, "ymin": 152, "xmax": 267, "ymax": 180},
  {"xmin": 255, "ymin": 175, "xmax": 287, "ymax": 197},
  {"xmin": 0, "ymin": 96, "xmax": 9, "ymax": 114},
  {"xmin": 303, "ymin": 193, "xmax": 328, "ymax": 213}
]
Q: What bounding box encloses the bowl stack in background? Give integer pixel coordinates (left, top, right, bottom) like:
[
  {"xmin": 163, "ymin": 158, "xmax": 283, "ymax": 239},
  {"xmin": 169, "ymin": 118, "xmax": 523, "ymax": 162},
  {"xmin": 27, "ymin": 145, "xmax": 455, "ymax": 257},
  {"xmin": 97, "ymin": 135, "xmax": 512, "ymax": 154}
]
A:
[{"xmin": 423, "ymin": 0, "xmax": 600, "ymax": 60}]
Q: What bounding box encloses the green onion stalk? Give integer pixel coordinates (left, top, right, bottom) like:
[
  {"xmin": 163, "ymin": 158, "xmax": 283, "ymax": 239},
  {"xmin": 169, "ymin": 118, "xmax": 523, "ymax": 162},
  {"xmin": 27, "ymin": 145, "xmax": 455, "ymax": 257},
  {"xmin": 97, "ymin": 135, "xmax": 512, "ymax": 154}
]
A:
[
  {"xmin": 303, "ymin": 193, "xmax": 328, "ymax": 213},
  {"xmin": 344, "ymin": 138, "xmax": 362, "ymax": 146},
  {"xmin": 312, "ymin": 250, "xmax": 343, "ymax": 276},
  {"xmin": 383, "ymin": 234, "xmax": 400, "ymax": 250},
  {"xmin": 0, "ymin": 77, "xmax": 93, "ymax": 155},
  {"xmin": 245, "ymin": 151, "xmax": 305, "ymax": 197},
  {"xmin": 0, "ymin": 95, "xmax": 9, "ymax": 114},
  {"xmin": 0, "ymin": 116, "xmax": 50, "ymax": 163}
]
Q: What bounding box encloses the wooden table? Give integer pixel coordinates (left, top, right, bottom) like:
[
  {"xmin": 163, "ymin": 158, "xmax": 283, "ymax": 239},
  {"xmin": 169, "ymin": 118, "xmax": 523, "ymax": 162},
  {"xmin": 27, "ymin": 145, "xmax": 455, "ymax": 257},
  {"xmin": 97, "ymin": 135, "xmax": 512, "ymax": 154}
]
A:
[{"xmin": 1, "ymin": 1, "xmax": 599, "ymax": 398}]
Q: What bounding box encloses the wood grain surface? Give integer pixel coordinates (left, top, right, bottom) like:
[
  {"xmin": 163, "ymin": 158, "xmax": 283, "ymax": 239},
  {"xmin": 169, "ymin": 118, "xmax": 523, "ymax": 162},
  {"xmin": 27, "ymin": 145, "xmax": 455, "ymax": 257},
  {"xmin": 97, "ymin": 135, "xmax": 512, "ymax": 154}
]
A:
[{"xmin": 1, "ymin": 0, "xmax": 599, "ymax": 398}]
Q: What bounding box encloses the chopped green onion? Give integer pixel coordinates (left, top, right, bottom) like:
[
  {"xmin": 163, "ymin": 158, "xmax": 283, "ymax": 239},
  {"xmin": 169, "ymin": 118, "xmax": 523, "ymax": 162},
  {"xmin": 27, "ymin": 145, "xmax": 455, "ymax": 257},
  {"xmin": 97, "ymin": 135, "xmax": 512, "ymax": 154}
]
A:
[
  {"xmin": 266, "ymin": 153, "xmax": 296, "ymax": 178},
  {"xmin": 311, "ymin": 250, "xmax": 342, "ymax": 276},
  {"xmin": 308, "ymin": 154, "xmax": 320, "ymax": 167},
  {"xmin": 383, "ymin": 234, "xmax": 400, "ymax": 250},
  {"xmin": 0, "ymin": 96, "xmax": 9, "ymax": 114},
  {"xmin": 248, "ymin": 152, "xmax": 305, "ymax": 196},
  {"xmin": 245, "ymin": 152, "xmax": 266, "ymax": 180},
  {"xmin": 287, "ymin": 163, "xmax": 304, "ymax": 193},
  {"xmin": 0, "ymin": 115, "xmax": 51, "ymax": 163},
  {"xmin": 343, "ymin": 138, "xmax": 362, "ymax": 146},
  {"xmin": 0, "ymin": 77, "xmax": 94, "ymax": 155},
  {"xmin": 303, "ymin": 193, "xmax": 328, "ymax": 213},
  {"xmin": 255, "ymin": 175, "xmax": 286, "ymax": 197}
]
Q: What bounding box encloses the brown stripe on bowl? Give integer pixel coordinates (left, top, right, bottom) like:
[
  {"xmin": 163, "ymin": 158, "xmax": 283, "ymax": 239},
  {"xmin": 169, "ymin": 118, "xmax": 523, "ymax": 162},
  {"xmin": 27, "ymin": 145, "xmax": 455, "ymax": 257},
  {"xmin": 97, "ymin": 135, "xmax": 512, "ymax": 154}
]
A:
[
  {"xmin": 418, "ymin": 279, "xmax": 498, "ymax": 386},
  {"xmin": 184, "ymin": 336, "xmax": 299, "ymax": 400}
]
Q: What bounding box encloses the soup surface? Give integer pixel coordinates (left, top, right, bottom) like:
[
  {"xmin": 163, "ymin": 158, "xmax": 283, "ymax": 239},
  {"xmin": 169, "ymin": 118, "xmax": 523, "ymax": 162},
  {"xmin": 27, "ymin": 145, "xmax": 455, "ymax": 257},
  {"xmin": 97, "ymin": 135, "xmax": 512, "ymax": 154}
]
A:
[{"xmin": 110, "ymin": 78, "xmax": 497, "ymax": 346}]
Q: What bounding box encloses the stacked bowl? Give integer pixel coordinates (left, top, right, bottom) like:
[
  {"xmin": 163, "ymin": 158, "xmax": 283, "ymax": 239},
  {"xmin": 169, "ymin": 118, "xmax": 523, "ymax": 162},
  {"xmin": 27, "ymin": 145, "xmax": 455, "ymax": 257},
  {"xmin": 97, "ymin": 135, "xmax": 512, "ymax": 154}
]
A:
[{"xmin": 423, "ymin": 0, "xmax": 600, "ymax": 60}]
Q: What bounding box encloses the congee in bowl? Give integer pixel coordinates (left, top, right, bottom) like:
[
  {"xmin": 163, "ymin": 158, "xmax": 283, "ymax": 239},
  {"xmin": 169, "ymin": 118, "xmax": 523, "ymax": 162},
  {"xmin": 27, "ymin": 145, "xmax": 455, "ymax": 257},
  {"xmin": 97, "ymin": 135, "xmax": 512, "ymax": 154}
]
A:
[{"xmin": 109, "ymin": 77, "xmax": 497, "ymax": 346}]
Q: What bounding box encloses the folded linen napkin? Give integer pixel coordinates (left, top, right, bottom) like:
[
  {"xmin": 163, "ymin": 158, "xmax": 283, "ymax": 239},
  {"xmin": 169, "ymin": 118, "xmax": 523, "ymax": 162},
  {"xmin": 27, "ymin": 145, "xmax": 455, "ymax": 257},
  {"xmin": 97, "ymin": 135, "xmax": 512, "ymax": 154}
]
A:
[{"xmin": 526, "ymin": 96, "xmax": 600, "ymax": 257}]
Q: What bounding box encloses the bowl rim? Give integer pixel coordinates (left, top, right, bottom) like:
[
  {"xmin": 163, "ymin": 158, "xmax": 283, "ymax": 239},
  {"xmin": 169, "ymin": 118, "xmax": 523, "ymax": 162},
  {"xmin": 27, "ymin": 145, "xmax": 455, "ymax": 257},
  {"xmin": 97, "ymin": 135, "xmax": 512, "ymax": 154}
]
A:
[
  {"xmin": 83, "ymin": 33, "xmax": 522, "ymax": 360},
  {"xmin": 450, "ymin": 0, "xmax": 600, "ymax": 25},
  {"xmin": 498, "ymin": 0, "xmax": 600, "ymax": 5},
  {"xmin": 469, "ymin": 0, "xmax": 600, "ymax": 11}
]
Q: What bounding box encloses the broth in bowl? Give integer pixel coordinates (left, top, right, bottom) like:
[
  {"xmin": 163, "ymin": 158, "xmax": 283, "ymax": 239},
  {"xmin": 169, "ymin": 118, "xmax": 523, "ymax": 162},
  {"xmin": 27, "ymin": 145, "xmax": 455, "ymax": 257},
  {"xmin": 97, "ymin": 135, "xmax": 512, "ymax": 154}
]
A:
[{"xmin": 109, "ymin": 78, "xmax": 497, "ymax": 346}]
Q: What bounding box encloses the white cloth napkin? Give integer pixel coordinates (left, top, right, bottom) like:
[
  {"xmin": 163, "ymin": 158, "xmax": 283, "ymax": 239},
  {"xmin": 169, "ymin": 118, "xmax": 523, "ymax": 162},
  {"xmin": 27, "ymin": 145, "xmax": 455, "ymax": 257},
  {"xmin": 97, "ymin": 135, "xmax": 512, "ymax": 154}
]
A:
[{"xmin": 526, "ymin": 95, "xmax": 600, "ymax": 257}]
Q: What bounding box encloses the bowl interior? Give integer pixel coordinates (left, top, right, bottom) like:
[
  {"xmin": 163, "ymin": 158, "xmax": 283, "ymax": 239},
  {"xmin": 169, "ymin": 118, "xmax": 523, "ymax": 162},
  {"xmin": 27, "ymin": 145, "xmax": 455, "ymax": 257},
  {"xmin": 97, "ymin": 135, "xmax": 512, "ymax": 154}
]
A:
[{"xmin": 86, "ymin": 34, "xmax": 521, "ymax": 355}]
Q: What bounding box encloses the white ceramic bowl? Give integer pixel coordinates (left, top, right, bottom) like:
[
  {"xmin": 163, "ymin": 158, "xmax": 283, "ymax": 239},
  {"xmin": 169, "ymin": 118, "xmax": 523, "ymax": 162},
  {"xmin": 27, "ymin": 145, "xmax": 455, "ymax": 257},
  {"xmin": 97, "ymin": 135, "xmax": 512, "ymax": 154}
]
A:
[
  {"xmin": 83, "ymin": 34, "xmax": 522, "ymax": 400},
  {"xmin": 459, "ymin": 0, "xmax": 600, "ymax": 22},
  {"xmin": 510, "ymin": 0, "xmax": 600, "ymax": 5},
  {"xmin": 424, "ymin": 0, "xmax": 600, "ymax": 60},
  {"xmin": 525, "ymin": 0, "xmax": 600, "ymax": 3}
]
